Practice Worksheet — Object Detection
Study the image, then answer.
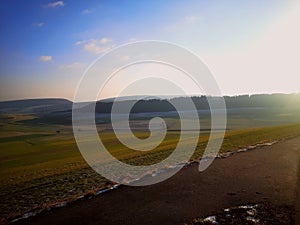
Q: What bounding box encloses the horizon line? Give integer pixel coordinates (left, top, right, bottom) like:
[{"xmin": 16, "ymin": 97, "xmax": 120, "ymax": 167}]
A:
[{"xmin": 1, "ymin": 92, "xmax": 300, "ymax": 103}]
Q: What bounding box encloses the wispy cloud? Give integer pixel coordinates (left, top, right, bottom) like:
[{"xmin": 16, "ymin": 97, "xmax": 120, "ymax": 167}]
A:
[
  {"xmin": 99, "ymin": 38, "xmax": 112, "ymax": 44},
  {"xmin": 59, "ymin": 62, "xmax": 86, "ymax": 70},
  {"xmin": 32, "ymin": 22, "xmax": 44, "ymax": 28},
  {"xmin": 84, "ymin": 42, "xmax": 113, "ymax": 54},
  {"xmin": 184, "ymin": 15, "xmax": 201, "ymax": 24},
  {"xmin": 116, "ymin": 54, "xmax": 131, "ymax": 62},
  {"xmin": 81, "ymin": 9, "xmax": 92, "ymax": 15},
  {"xmin": 46, "ymin": 1, "xmax": 65, "ymax": 8},
  {"xmin": 39, "ymin": 56, "xmax": 52, "ymax": 62},
  {"xmin": 75, "ymin": 40, "xmax": 86, "ymax": 46},
  {"xmin": 76, "ymin": 38, "xmax": 114, "ymax": 54},
  {"xmin": 128, "ymin": 38, "xmax": 137, "ymax": 42}
]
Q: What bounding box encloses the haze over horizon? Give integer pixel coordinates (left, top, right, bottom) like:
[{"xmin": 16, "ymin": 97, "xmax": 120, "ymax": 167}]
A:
[
  {"xmin": 1, "ymin": 0, "xmax": 300, "ymax": 101},
  {"xmin": 1, "ymin": 92, "xmax": 300, "ymax": 103}
]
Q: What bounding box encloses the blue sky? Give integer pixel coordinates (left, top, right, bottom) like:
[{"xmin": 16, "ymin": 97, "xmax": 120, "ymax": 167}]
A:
[{"xmin": 0, "ymin": 0, "xmax": 299, "ymax": 100}]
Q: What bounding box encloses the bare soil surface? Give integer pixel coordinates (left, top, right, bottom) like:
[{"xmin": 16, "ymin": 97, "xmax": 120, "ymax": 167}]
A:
[{"xmin": 15, "ymin": 136, "xmax": 300, "ymax": 225}]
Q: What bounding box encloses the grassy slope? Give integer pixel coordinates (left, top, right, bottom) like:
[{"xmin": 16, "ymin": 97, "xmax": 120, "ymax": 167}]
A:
[{"xmin": 1, "ymin": 122, "xmax": 300, "ymax": 221}]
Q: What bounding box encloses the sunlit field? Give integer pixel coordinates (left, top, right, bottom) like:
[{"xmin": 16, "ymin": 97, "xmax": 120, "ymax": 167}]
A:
[{"xmin": 1, "ymin": 109, "xmax": 300, "ymax": 222}]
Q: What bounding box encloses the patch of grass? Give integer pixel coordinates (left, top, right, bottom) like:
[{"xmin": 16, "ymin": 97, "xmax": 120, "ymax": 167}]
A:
[
  {"xmin": 1, "ymin": 123, "xmax": 300, "ymax": 222},
  {"xmin": 0, "ymin": 134, "xmax": 55, "ymax": 144}
]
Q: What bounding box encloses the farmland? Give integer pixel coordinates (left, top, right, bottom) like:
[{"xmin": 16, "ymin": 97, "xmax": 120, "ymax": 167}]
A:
[
  {"xmin": 1, "ymin": 110, "xmax": 300, "ymax": 222},
  {"xmin": 1, "ymin": 95, "xmax": 300, "ymax": 222}
]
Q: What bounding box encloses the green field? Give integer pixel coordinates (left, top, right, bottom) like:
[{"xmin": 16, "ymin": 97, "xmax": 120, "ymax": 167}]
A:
[{"xmin": 1, "ymin": 113, "xmax": 300, "ymax": 222}]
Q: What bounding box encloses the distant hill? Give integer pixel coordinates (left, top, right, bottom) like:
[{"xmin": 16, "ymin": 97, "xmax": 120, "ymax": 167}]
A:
[
  {"xmin": 1, "ymin": 94, "xmax": 300, "ymax": 125},
  {"xmin": 0, "ymin": 98, "xmax": 72, "ymax": 114},
  {"xmin": 92, "ymin": 93, "xmax": 300, "ymax": 114},
  {"xmin": 99, "ymin": 95, "xmax": 162, "ymax": 102},
  {"xmin": 1, "ymin": 94, "xmax": 300, "ymax": 114}
]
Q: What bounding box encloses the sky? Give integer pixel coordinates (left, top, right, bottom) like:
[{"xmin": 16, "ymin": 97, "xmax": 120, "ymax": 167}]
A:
[{"xmin": 0, "ymin": 0, "xmax": 300, "ymax": 101}]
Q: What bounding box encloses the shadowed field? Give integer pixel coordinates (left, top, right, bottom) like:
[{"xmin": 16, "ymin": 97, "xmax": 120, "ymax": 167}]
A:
[
  {"xmin": 13, "ymin": 134, "xmax": 300, "ymax": 225},
  {"xmin": 1, "ymin": 98, "xmax": 300, "ymax": 223},
  {"xmin": 1, "ymin": 117, "xmax": 300, "ymax": 223}
]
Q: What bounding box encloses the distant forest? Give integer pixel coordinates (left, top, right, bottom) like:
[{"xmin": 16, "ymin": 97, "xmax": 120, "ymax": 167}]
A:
[
  {"xmin": 1, "ymin": 93, "xmax": 299, "ymax": 125},
  {"xmin": 1, "ymin": 93, "xmax": 299, "ymax": 115},
  {"xmin": 95, "ymin": 93, "xmax": 300, "ymax": 113}
]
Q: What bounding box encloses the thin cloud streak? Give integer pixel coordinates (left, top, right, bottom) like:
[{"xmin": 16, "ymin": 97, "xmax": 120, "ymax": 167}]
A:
[
  {"xmin": 76, "ymin": 38, "xmax": 114, "ymax": 54},
  {"xmin": 81, "ymin": 9, "xmax": 92, "ymax": 15},
  {"xmin": 40, "ymin": 56, "xmax": 52, "ymax": 62},
  {"xmin": 32, "ymin": 22, "xmax": 44, "ymax": 27},
  {"xmin": 59, "ymin": 62, "xmax": 86, "ymax": 70},
  {"xmin": 46, "ymin": 1, "xmax": 65, "ymax": 8}
]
